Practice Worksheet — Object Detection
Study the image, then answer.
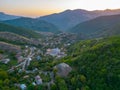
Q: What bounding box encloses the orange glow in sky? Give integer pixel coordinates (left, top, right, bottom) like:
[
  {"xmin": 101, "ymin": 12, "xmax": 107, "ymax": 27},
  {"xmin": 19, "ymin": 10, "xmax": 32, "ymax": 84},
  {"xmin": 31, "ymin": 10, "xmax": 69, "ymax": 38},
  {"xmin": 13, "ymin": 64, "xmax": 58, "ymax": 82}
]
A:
[{"xmin": 0, "ymin": 0, "xmax": 120, "ymax": 17}]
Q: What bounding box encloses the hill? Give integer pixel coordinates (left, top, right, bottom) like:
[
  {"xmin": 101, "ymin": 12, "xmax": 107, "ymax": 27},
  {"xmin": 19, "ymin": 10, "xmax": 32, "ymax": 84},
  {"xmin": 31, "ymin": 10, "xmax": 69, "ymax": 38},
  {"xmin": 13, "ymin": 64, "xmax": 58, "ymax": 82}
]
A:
[
  {"xmin": 0, "ymin": 22, "xmax": 41, "ymax": 38},
  {"xmin": 3, "ymin": 17, "xmax": 60, "ymax": 33},
  {"xmin": 0, "ymin": 41, "xmax": 21, "ymax": 53},
  {"xmin": 0, "ymin": 32, "xmax": 33, "ymax": 45},
  {"xmin": 89, "ymin": 23, "xmax": 120, "ymax": 38},
  {"xmin": 61, "ymin": 36, "xmax": 120, "ymax": 90},
  {"xmin": 69, "ymin": 14, "xmax": 120, "ymax": 38},
  {"xmin": 39, "ymin": 9, "xmax": 120, "ymax": 30},
  {"xmin": 0, "ymin": 12, "xmax": 20, "ymax": 21}
]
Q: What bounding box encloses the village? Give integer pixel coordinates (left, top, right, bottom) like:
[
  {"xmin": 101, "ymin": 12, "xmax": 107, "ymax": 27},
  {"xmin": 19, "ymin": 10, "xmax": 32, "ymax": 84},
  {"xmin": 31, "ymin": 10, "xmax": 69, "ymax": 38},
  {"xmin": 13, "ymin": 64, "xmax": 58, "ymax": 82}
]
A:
[{"xmin": 0, "ymin": 32, "xmax": 76, "ymax": 90}]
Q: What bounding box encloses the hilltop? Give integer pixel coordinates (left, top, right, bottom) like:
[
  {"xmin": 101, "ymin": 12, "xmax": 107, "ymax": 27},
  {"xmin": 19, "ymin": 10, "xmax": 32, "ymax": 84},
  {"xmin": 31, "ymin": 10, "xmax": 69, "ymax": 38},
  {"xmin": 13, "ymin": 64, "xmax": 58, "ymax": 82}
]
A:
[
  {"xmin": 39, "ymin": 9, "xmax": 120, "ymax": 30},
  {"xmin": 0, "ymin": 12, "xmax": 20, "ymax": 21}
]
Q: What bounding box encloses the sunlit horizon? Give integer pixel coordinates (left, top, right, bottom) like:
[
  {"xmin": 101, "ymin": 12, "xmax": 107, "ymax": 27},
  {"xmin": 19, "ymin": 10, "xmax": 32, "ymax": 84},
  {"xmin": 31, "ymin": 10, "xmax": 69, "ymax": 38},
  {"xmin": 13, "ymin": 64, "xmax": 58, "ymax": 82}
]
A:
[{"xmin": 0, "ymin": 0, "xmax": 120, "ymax": 17}]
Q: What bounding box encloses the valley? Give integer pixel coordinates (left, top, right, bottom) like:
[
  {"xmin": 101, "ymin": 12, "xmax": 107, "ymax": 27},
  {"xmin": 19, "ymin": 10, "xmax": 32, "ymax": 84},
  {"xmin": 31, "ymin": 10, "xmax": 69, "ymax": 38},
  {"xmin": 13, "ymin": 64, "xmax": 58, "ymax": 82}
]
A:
[
  {"xmin": 0, "ymin": 28, "xmax": 78, "ymax": 90},
  {"xmin": 0, "ymin": 8, "xmax": 120, "ymax": 90}
]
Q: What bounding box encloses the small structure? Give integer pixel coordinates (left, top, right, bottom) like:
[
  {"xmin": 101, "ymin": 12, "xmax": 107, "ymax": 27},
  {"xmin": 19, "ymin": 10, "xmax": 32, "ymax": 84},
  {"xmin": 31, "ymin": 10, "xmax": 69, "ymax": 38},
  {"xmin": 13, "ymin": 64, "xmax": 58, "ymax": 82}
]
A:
[
  {"xmin": 46, "ymin": 48, "xmax": 60, "ymax": 56},
  {"xmin": 20, "ymin": 84, "xmax": 27, "ymax": 90},
  {"xmin": 54, "ymin": 63, "xmax": 72, "ymax": 77},
  {"xmin": 36, "ymin": 56, "xmax": 42, "ymax": 60},
  {"xmin": 0, "ymin": 58, "xmax": 10, "ymax": 64},
  {"xmin": 23, "ymin": 75, "xmax": 29, "ymax": 79},
  {"xmin": 27, "ymin": 57, "xmax": 32, "ymax": 66},
  {"xmin": 32, "ymin": 82, "xmax": 36, "ymax": 86},
  {"xmin": 0, "ymin": 54, "xmax": 3, "ymax": 60},
  {"xmin": 35, "ymin": 75, "xmax": 43, "ymax": 85}
]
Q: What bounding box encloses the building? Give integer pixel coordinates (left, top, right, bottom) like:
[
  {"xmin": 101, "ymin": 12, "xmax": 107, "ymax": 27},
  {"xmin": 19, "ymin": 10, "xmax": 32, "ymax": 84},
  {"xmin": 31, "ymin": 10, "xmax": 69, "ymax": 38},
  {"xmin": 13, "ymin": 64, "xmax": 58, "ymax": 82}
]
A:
[
  {"xmin": 36, "ymin": 56, "xmax": 42, "ymax": 60},
  {"xmin": 46, "ymin": 48, "xmax": 61, "ymax": 56},
  {"xmin": 35, "ymin": 75, "xmax": 43, "ymax": 85},
  {"xmin": 20, "ymin": 84, "xmax": 27, "ymax": 90},
  {"xmin": 0, "ymin": 58, "xmax": 10, "ymax": 64}
]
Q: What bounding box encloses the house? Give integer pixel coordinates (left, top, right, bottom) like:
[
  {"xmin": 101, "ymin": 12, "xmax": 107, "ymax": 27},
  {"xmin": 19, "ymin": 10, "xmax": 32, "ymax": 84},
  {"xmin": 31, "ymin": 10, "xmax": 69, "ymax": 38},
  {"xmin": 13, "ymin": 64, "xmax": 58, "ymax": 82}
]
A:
[
  {"xmin": 46, "ymin": 48, "xmax": 61, "ymax": 56},
  {"xmin": 36, "ymin": 56, "xmax": 42, "ymax": 60},
  {"xmin": 0, "ymin": 58, "xmax": 10, "ymax": 64},
  {"xmin": 32, "ymin": 82, "xmax": 36, "ymax": 86},
  {"xmin": 25, "ymin": 45, "xmax": 28, "ymax": 48},
  {"xmin": 20, "ymin": 84, "xmax": 27, "ymax": 90},
  {"xmin": 27, "ymin": 57, "xmax": 32, "ymax": 66},
  {"xmin": 35, "ymin": 75, "xmax": 42, "ymax": 85}
]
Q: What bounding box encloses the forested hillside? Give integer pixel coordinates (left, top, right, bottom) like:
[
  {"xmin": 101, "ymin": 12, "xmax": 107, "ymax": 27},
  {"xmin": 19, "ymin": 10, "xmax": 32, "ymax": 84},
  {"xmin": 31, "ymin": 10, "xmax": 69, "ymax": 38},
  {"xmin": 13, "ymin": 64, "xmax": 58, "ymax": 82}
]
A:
[
  {"xmin": 69, "ymin": 14, "xmax": 120, "ymax": 36},
  {"xmin": 0, "ymin": 22, "xmax": 41, "ymax": 38},
  {"xmin": 39, "ymin": 9, "xmax": 120, "ymax": 30},
  {"xmin": 3, "ymin": 17, "xmax": 60, "ymax": 33},
  {"xmin": 62, "ymin": 36, "xmax": 120, "ymax": 90}
]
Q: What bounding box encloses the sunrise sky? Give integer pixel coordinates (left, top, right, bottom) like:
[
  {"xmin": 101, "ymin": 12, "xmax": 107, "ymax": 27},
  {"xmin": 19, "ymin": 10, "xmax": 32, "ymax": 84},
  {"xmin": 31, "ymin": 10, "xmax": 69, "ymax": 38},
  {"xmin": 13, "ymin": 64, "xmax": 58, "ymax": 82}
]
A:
[{"xmin": 0, "ymin": 0, "xmax": 120, "ymax": 17}]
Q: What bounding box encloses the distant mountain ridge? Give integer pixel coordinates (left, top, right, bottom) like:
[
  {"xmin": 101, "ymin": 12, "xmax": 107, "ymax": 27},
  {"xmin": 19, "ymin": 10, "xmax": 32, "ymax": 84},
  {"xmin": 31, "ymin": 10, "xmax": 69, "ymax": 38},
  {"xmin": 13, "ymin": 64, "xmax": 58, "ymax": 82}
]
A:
[
  {"xmin": 69, "ymin": 14, "xmax": 120, "ymax": 38},
  {"xmin": 89, "ymin": 22, "xmax": 120, "ymax": 38},
  {"xmin": 39, "ymin": 9, "xmax": 120, "ymax": 30},
  {"xmin": 1, "ymin": 9, "xmax": 120, "ymax": 33},
  {"xmin": 3, "ymin": 17, "xmax": 61, "ymax": 33},
  {"xmin": 0, "ymin": 12, "xmax": 20, "ymax": 21}
]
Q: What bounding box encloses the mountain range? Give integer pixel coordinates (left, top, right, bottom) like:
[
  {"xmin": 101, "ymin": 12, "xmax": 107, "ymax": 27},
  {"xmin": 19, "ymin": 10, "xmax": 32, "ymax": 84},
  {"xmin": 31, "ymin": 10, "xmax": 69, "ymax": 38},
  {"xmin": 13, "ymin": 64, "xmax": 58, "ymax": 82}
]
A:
[
  {"xmin": 69, "ymin": 14, "xmax": 120, "ymax": 38},
  {"xmin": 3, "ymin": 17, "xmax": 60, "ymax": 34},
  {"xmin": 39, "ymin": 9, "xmax": 120, "ymax": 30},
  {"xmin": 1, "ymin": 9, "xmax": 120, "ymax": 35},
  {"xmin": 0, "ymin": 12, "xmax": 20, "ymax": 21}
]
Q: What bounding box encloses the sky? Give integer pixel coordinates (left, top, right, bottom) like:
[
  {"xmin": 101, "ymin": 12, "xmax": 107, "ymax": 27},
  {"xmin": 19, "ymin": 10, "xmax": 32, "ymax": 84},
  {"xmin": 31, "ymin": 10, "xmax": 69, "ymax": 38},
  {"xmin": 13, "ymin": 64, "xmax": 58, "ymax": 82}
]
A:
[{"xmin": 0, "ymin": 0, "xmax": 120, "ymax": 17}]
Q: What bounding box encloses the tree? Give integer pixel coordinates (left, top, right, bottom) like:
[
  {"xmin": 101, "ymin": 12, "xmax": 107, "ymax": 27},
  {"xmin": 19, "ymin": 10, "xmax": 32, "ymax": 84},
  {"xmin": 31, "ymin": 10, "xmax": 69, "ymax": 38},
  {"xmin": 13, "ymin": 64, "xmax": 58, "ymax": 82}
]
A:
[
  {"xmin": 56, "ymin": 76, "xmax": 68, "ymax": 90},
  {"xmin": 28, "ymin": 84, "xmax": 34, "ymax": 90},
  {"xmin": 0, "ymin": 80, "xmax": 3, "ymax": 88},
  {"xmin": 79, "ymin": 75, "xmax": 86, "ymax": 83},
  {"xmin": 0, "ymin": 70, "xmax": 8, "ymax": 80},
  {"xmin": 4, "ymin": 79, "xmax": 9, "ymax": 85},
  {"xmin": 51, "ymin": 83, "xmax": 57, "ymax": 90}
]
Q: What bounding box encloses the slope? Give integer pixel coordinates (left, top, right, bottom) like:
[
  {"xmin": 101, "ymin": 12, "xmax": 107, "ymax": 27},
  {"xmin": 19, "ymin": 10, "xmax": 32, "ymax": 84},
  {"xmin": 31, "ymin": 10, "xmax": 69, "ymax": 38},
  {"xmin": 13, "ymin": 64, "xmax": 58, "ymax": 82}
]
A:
[
  {"xmin": 0, "ymin": 22, "xmax": 40, "ymax": 38},
  {"xmin": 39, "ymin": 9, "xmax": 120, "ymax": 30},
  {"xmin": 3, "ymin": 17, "xmax": 60, "ymax": 33},
  {"xmin": 0, "ymin": 32, "xmax": 32, "ymax": 45},
  {"xmin": 88, "ymin": 23, "xmax": 120, "ymax": 38},
  {"xmin": 0, "ymin": 12, "xmax": 20, "ymax": 21},
  {"xmin": 62, "ymin": 36, "xmax": 120, "ymax": 90},
  {"xmin": 69, "ymin": 14, "xmax": 120, "ymax": 36}
]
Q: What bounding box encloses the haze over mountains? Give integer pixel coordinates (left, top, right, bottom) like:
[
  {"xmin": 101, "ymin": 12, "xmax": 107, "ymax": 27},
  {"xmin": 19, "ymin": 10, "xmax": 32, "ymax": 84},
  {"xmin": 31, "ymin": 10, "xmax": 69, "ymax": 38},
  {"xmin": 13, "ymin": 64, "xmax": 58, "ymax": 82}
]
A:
[
  {"xmin": 3, "ymin": 17, "xmax": 60, "ymax": 33},
  {"xmin": 0, "ymin": 8, "xmax": 120, "ymax": 90},
  {"xmin": 39, "ymin": 9, "xmax": 120, "ymax": 30},
  {"xmin": 69, "ymin": 14, "xmax": 120, "ymax": 38},
  {"xmin": 0, "ymin": 8, "xmax": 120, "ymax": 36}
]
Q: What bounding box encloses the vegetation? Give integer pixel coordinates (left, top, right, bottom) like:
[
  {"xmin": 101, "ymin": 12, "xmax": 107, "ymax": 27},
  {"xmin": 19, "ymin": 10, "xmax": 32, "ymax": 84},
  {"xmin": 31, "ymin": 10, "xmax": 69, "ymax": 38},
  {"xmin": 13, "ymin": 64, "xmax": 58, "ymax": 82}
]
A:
[
  {"xmin": 0, "ymin": 34, "xmax": 120, "ymax": 90},
  {"xmin": 69, "ymin": 14, "xmax": 120, "ymax": 38},
  {"xmin": 3, "ymin": 17, "xmax": 61, "ymax": 34},
  {"xmin": 63, "ymin": 36, "xmax": 120, "ymax": 90},
  {"xmin": 0, "ymin": 22, "xmax": 41, "ymax": 38}
]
